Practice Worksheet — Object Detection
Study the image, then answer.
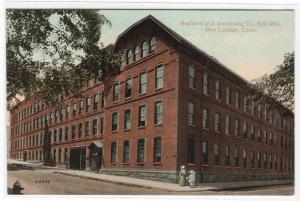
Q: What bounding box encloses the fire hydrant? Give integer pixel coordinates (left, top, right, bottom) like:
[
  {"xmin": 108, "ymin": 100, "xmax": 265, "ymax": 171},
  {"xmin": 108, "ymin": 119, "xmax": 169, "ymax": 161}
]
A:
[{"xmin": 12, "ymin": 180, "xmax": 24, "ymax": 194}]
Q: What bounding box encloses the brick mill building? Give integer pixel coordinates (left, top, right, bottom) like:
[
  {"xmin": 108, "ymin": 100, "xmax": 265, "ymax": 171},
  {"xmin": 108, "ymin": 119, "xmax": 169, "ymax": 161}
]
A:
[{"xmin": 9, "ymin": 15, "xmax": 294, "ymax": 183}]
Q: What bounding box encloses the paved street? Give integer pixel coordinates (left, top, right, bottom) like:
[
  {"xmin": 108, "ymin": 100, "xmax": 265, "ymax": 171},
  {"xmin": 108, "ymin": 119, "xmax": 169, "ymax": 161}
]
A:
[{"xmin": 7, "ymin": 164, "xmax": 294, "ymax": 195}]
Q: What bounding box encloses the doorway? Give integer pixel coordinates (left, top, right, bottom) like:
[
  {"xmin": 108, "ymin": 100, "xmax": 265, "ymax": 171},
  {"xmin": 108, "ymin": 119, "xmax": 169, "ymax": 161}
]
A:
[
  {"xmin": 23, "ymin": 151, "xmax": 27, "ymax": 161},
  {"xmin": 70, "ymin": 147, "xmax": 86, "ymax": 170},
  {"xmin": 88, "ymin": 141, "xmax": 103, "ymax": 171}
]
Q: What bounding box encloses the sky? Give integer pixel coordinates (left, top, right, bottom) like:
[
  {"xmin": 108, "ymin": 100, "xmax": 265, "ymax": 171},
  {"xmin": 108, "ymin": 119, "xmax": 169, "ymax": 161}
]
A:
[{"xmin": 99, "ymin": 10, "xmax": 294, "ymax": 81}]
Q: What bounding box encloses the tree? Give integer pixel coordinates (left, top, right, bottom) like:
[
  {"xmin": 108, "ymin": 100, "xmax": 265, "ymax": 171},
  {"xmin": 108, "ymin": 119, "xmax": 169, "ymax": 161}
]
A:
[
  {"xmin": 6, "ymin": 10, "xmax": 121, "ymax": 109},
  {"xmin": 250, "ymin": 52, "xmax": 294, "ymax": 112}
]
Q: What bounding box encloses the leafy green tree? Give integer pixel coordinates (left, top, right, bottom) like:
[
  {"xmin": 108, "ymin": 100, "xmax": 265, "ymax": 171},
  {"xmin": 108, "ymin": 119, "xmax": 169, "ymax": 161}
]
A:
[
  {"xmin": 250, "ymin": 52, "xmax": 294, "ymax": 112},
  {"xmin": 7, "ymin": 10, "xmax": 121, "ymax": 109}
]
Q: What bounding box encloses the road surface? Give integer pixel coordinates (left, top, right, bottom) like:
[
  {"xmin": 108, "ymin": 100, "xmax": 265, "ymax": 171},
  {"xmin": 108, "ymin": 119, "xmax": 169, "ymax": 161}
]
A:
[{"xmin": 7, "ymin": 164, "xmax": 294, "ymax": 195}]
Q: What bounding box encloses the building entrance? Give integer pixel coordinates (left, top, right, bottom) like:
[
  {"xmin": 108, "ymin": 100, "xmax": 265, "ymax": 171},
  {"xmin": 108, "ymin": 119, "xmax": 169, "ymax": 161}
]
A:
[
  {"xmin": 23, "ymin": 151, "xmax": 27, "ymax": 161},
  {"xmin": 70, "ymin": 147, "xmax": 86, "ymax": 170},
  {"xmin": 88, "ymin": 141, "xmax": 103, "ymax": 171}
]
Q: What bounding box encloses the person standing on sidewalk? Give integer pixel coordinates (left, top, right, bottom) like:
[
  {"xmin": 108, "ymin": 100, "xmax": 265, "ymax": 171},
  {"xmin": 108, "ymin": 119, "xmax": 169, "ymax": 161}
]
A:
[{"xmin": 179, "ymin": 165, "xmax": 187, "ymax": 186}]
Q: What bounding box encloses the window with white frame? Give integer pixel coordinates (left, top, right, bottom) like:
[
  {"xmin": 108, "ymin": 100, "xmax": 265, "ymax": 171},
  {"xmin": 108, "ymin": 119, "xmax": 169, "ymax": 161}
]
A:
[
  {"xmin": 155, "ymin": 64, "xmax": 164, "ymax": 89},
  {"xmin": 189, "ymin": 66, "xmax": 195, "ymax": 89},
  {"xmin": 113, "ymin": 82, "xmax": 120, "ymax": 102},
  {"xmin": 188, "ymin": 102, "xmax": 195, "ymax": 125},
  {"xmin": 138, "ymin": 105, "xmax": 147, "ymax": 127},
  {"xmin": 154, "ymin": 101, "xmax": 163, "ymax": 124},
  {"xmin": 112, "ymin": 112, "xmax": 119, "ymax": 131},
  {"xmin": 139, "ymin": 72, "xmax": 147, "ymax": 94}
]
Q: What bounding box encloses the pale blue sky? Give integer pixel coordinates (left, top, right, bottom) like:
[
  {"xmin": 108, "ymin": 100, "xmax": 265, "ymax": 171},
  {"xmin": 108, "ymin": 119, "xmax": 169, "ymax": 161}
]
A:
[{"xmin": 99, "ymin": 10, "xmax": 294, "ymax": 81}]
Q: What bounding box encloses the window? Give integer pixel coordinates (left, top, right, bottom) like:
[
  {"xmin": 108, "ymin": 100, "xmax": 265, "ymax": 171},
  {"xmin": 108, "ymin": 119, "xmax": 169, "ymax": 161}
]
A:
[
  {"xmin": 71, "ymin": 125, "xmax": 76, "ymax": 140},
  {"xmin": 127, "ymin": 49, "xmax": 133, "ymax": 64},
  {"xmin": 202, "ymin": 108, "xmax": 209, "ymax": 129},
  {"xmin": 188, "ymin": 103, "xmax": 195, "ymax": 125},
  {"xmin": 225, "ymin": 145, "xmax": 230, "ymax": 166},
  {"xmin": 270, "ymin": 132, "xmax": 273, "ymax": 145},
  {"xmin": 235, "ymin": 92, "xmax": 240, "ymax": 108},
  {"xmin": 263, "ymin": 153, "xmax": 267, "ymax": 168},
  {"xmin": 269, "ymin": 154, "xmax": 273, "ymax": 169},
  {"xmin": 100, "ymin": 115, "xmax": 104, "ymax": 134},
  {"xmin": 101, "ymin": 92, "xmax": 106, "ymax": 107},
  {"xmin": 65, "ymin": 127, "xmax": 69, "ymax": 141},
  {"xmin": 225, "ymin": 115, "xmax": 231, "ymax": 135},
  {"xmin": 59, "ymin": 128, "xmax": 63, "ymax": 142},
  {"xmin": 111, "ymin": 141, "xmax": 117, "ymax": 163},
  {"xmin": 134, "ymin": 45, "xmax": 140, "ymax": 61},
  {"xmin": 187, "ymin": 138, "xmax": 195, "ymax": 163},
  {"xmin": 121, "ymin": 52, "xmax": 126, "ymax": 68},
  {"xmin": 234, "ymin": 147, "xmax": 240, "ymax": 167},
  {"xmin": 203, "ymin": 72, "xmax": 208, "ymax": 94},
  {"xmin": 53, "ymin": 129, "xmax": 57, "ymax": 142},
  {"xmin": 138, "ymin": 105, "xmax": 146, "ymax": 127},
  {"xmin": 154, "ymin": 101, "xmax": 163, "ymax": 124},
  {"xmin": 137, "ymin": 139, "xmax": 145, "ymax": 163},
  {"xmin": 79, "ymin": 99, "xmax": 83, "ymax": 114},
  {"xmin": 243, "ymin": 97, "xmax": 247, "ymax": 112},
  {"xmin": 66, "ymin": 105, "xmax": 70, "ymax": 118},
  {"xmin": 251, "ymin": 125, "xmax": 255, "ymax": 140},
  {"xmin": 92, "ymin": 119, "xmax": 97, "ymax": 135},
  {"xmin": 155, "ymin": 64, "xmax": 164, "ymax": 89},
  {"xmin": 73, "ymin": 103, "xmax": 77, "ymax": 116},
  {"xmin": 142, "ymin": 41, "xmax": 148, "ymax": 57},
  {"xmin": 153, "ymin": 136, "xmax": 162, "ymax": 163},
  {"xmin": 78, "ymin": 123, "xmax": 82, "ymax": 138},
  {"xmin": 202, "ymin": 141, "xmax": 208, "ymax": 165},
  {"xmin": 85, "ymin": 97, "xmax": 91, "ymax": 113},
  {"xmin": 243, "ymin": 149, "xmax": 248, "ymax": 167},
  {"xmin": 124, "ymin": 109, "xmax": 131, "ymax": 130},
  {"xmin": 243, "ymin": 122, "xmax": 248, "ymax": 139},
  {"xmin": 93, "ymin": 94, "xmax": 99, "ymax": 110},
  {"xmin": 112, "ymin": 112, "xmax": 119, "ymax": 131},
  {"xmin": 189, "ymin": 66, "xmax": 196, "ymax": 89},
  {"xmin": 123, "ymin": 140, "xmax": 130, "ymax": 163},
  {"xmin": 214, "ymin": 112, "xmax": 221, "ymax": 132},
  {"xmin": 214, "ymin": 144, "xmax": 220, "ymax": 166},
  {"xmin": 264, "ymin": 130, "xmax": 267, "ymax": 144},
  {"xmin": 226, "ymin": 87, "xmax": 231, "ymax": 104},
  {"xmin": 250, "ymin": 151, "xmax": 255, "ymax": 168},
  {"xmin": 257, "ymin": 128, "xmax": 261, "ymax": 143},
  {"xmin": 257, "ymin": 152, "xmax": 261, "ymax": 168},
  {"xmin": 85, "ymin": 121, "xmax": 90, "ymax": 137},
  {"xmin": 125, "ymin": 77, "xmax": 132, "ymax": 98},
  {"xmin": 215, "ymin": 80, "xmax": 220, "ymax": 100},
  {"xmin": 139, "ymin": 72, "xmax": 147, "ymax": 94},
  {"xmin": 113, "ymin": 82, "xmax": 120, "ymax": 102},
  {"xmin": 235, "ymin": 119, "xmax": 240, "ymax": 137},
  {"xmin": 150, "ymin": 36, "xmax": 156, "ymax": 52}
]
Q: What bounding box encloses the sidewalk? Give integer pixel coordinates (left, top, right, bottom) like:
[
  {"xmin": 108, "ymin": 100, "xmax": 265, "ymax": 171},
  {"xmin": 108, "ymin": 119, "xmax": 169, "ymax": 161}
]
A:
[{"xmin": 53, "ymin": 169, "xmax": 293, "ymax": 192}]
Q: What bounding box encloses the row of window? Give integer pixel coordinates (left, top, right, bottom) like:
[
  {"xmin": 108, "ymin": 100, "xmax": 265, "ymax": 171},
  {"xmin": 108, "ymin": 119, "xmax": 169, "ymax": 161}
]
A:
[
  {"xmin": 11, "ymin": 64, "xmax": 165, "ymax": 137},
  {"xmin": 112, "ymin": 101, "xmax": 163, "ymax": 131},
  {"xmin": 11, "ymin": 100, "xmax": 164, "ymax": 150},
  {"xmin": 113, "ymin": 63, "xmax": 164, "ymax": 101},
  {"xmin": 188, "ymin": 66, "xmax": 294, "ymax": 132},
  {"xmin": 110, "ymin": 136, "xmax": 162, "ymax": 164},
  {"xmin": 121, "ymin": 36, "xmax": 156, "ymax": 68},
  {"xmin": 187, "ymin": 104, "xmax": 293, "ymax": 150},
  {"xmin": 195, "ymin": 141, "xmax": 293, "ymax": 172}
]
